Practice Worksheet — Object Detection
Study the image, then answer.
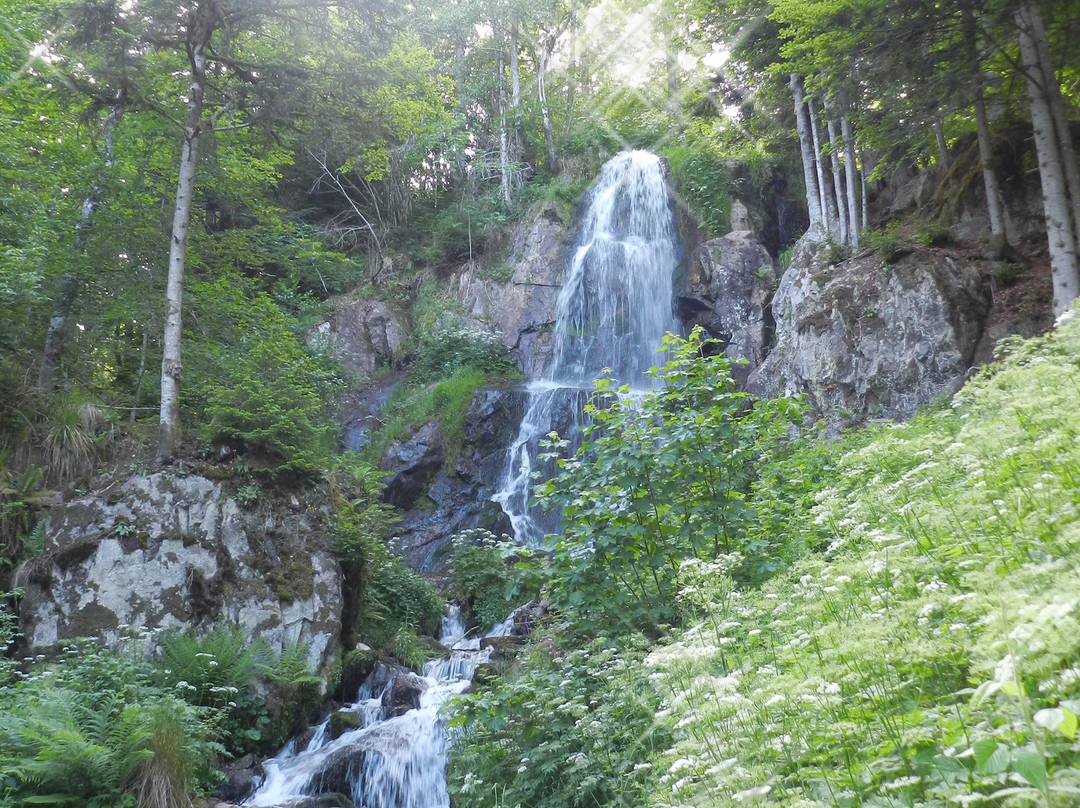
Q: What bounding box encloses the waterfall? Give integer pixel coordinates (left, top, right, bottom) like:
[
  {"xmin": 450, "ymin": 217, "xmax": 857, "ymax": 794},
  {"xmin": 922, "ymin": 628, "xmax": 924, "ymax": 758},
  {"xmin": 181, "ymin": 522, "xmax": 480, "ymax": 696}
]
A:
[
  {"xmin": 244, "ymin": 606, "xmax": 499, "ymax": 808},
  {"xmin": 493, "ymin": 150, "xmax": 681, "ymax": 544}
]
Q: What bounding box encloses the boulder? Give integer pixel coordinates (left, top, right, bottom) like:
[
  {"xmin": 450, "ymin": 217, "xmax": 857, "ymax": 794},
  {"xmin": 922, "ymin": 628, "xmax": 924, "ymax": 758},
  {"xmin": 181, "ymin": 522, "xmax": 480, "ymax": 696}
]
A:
[
  {"xmin": 381, "ymin": 671, "xmax": 429, "ymax": 717},
  {"xmin": 380, "ymin": 422, "xmax": 445, "ymax": 510},
  {"xmin": 748, "ymin": 237, "xmax": 992, "ymax": 429},
  {"xmin": 456, "ymin": 202, "xmax": 568, "ymax": 377},
  {"xmin": 212, "ymin": 754, "xmax": 264, "ymax": 804},
  {"xmin": 388, "ymin": 388, "xmax": 524, "ymax": 572},
  {"xmin": 677, "ymin": 230, "xmax": 776, "ymax": 385},
  {"xmin": 312, "ymin": 299, "xmax": 407, "ymax": 377},
  {"xmin": 15, "ymin": 472, "xmax": 342, "ymax": 673}
]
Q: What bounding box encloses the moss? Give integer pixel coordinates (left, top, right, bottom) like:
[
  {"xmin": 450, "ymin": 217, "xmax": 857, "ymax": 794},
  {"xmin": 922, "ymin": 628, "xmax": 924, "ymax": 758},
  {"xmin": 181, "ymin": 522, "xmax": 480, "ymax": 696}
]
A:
[{"xmin": 328, "ymin": 710, "xmax": 364, "ymax": 740}]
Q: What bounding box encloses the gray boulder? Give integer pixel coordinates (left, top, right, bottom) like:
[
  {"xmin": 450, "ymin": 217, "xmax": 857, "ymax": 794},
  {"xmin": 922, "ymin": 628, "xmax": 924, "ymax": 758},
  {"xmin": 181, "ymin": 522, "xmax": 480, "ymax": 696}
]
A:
[
  {"xmin": 16, "ymin": 472, "xmax": 342, "ymax": 673},
  {"xmin": 312, "ymin": 299, "xmax": 407, "ymax": 377},
  {"xmin": 748, "ymin": 237, "xmax": 991, "ymax": 429}
]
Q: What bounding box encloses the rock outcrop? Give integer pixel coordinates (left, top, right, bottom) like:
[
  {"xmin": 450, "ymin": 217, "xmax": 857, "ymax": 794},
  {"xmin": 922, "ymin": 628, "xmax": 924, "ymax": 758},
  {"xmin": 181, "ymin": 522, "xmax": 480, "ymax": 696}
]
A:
[
  {"xmin": 748, "ymin": 237, "xmax": 992, "ymax": 428},
  {"xmin": 677, "ymin": 230, "xmax": 777, "ymax": 384},
  {"xmin": 388, "ymin": 387, "xmax": 525, "ymax": 572},
  {"xmin": 312, "ymin": 298, "xmax": 407, "ymax": 377},
  {"xmin": 456, "ymin": 202, "xmax": 568, "ymax": 377},
  {"xmin": 16, "ymin": 472, "xmax": 342, "ymax": 672}
]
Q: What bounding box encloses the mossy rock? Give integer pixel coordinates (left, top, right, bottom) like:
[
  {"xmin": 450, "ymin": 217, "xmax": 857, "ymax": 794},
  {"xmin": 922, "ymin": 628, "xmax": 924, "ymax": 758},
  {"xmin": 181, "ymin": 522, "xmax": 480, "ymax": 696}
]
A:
[{"xmin": 328, "ymin": 710, "xmax": 364, "ymax": 741}]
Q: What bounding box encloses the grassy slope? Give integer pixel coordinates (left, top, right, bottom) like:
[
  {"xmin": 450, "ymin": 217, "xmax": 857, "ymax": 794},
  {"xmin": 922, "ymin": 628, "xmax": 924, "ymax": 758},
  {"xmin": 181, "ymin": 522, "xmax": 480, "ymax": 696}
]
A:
[{"xmin": 645, "ymin": 312, "xmax": 1080, "ymax": 807}]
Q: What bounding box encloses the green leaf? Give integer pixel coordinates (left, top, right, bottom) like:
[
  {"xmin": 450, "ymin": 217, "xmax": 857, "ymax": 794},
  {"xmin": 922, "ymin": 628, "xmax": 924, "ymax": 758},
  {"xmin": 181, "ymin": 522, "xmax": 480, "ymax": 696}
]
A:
[
  {"xmin": 973, "ymin": 739, "xmax": 1010, "ymax": 775},
  {"xmin": 1011, "ymin": 748, "xmax": 1047, "ymax": 789}
]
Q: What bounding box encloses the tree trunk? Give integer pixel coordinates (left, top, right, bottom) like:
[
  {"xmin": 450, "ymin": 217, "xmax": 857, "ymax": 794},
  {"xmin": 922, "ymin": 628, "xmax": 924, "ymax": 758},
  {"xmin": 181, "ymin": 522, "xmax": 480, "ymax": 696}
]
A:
[
  {"xmin": 564, "ymin": 0, "xmax": 578, "ymax": 139},
  {"xmin": 538, "ymin": 45, "xmax": 557, "ymax": 168},
  {"xmin": 39, "ymin": 99, "xmax": 124, "ymax": 391},
  {"xmin": 860, "ymin": 149, "xmax": 870, "ymax": 232},
  {"xmin": 807, "ymin": 96, "xmax": 835, "ymax": 238},
  {"xmin": 824, "ymin": 95, "xmax": 848, "ymax": 246},
  {"xmin": 974, "ymin": 88, "xmax": 1007, "ymax": 239},
  {"xmin": 1017, "ymin": 2, "xmax": 1080, "ymax": 314},
  {"xmin": 131, "ymin": 328, "xmax": 148, "ymax": 423},
  {"xmin": 790, "ymin": 74, "xmax": 823, "ymax": 237},
  {"xmin": 510, "ymin": 15, "xmax": 522, "ymax": 153},
  {"xmin": 159, "ymin": 5, "xmax": 212, "ymax": 461},
  {"xmin": 1028, "ymin": 0, "xmax": 1080, "ymax": 253},
  {"xmin": 497, "ymin": 28, "xmax": 512, "ymax": 207},
  {"xmin": 841, "ymin": 114, "xmax": 861, "ymax": 250},
  {"xmin": 933, "ymin": 116, "xmax": 951, "ymax": 169}
]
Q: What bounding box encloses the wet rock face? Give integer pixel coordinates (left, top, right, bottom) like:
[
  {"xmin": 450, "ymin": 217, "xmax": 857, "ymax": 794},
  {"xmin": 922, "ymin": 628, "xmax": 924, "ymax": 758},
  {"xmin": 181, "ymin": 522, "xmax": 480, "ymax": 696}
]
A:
[
  {"xmin": 312, "ymin": 299, "xmax": 407, "ymax": 377},
  {"xmin": 677, "ymin": 230, "xmax": 777, "ymax": 385},
  {"xmin": 748, "ymin": 237, "xmax": 992, "ymax": 429},
  {"xmin": 456, "ymin": 202, "xmax": 568, "ymax": 377},
  {"xmin": 16, "ymin": 473, "xmax": 342, "ymax": 672},
  {"xmin": 388, "ymin": 387, "xmax": 525, "ymax": 572},
  {"xmin": 380, "ymin": 422, "xmax": 446, "ymax": 510}
]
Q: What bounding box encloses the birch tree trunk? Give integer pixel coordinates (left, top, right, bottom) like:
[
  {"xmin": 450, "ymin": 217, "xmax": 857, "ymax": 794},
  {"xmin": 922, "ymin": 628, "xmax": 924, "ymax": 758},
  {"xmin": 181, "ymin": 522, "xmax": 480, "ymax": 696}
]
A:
[
  {"xmin": 564, "ymin": 0, "xmax": 578, "ymax": 139},
  {"xmin": 497, "ymin": 28, "xmax": 512, "ymax": 207},
  {"xmin": 974, "ymin": 88, "xmax": 1007, "ymax": 239},
  {"xmin": 1017, "ymin": 2, "xmax": 1080, "ymax": 314},
  {"xmin": 538, "ymin": 45, "xmax": 557, "ymax": 167},
  {"xmin": 841, "ymin": 113, "xmax": 860, "ymax": 250},
  {"xmin": 39, "ymin": 99, "xmax": 124, "ymax": 391},
  {"xmin": 933, "ymin": 117, "xmax": 950, "ymax": 169},
  {"xmin": 791, "ymin": 74, "xmax": 823, "ymax": 237},
  {"xmin": 159, "ymin": 3, "xmax": 213, "ymax": 461},
  {"xmin": 823, "ymin": 95, "xmax": 848, "ymax": 246},
  {"xmin": 510, "ymin": 15, "xmax": 522, "ymax": 154},
  {"xmin": 808, "ymin": 96, "xmax": 835, "ymax": 238}
]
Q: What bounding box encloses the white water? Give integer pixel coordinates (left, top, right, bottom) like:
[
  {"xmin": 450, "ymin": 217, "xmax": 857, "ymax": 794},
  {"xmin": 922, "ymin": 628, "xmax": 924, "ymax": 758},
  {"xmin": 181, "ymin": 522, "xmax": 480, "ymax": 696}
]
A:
[
  {"xmin": 245, "ymin": 606, "xmax": 496, "ymax": 808},
  {"xmin": 493, "ymin": 150, "xmax": 681, "ymax": 544}
]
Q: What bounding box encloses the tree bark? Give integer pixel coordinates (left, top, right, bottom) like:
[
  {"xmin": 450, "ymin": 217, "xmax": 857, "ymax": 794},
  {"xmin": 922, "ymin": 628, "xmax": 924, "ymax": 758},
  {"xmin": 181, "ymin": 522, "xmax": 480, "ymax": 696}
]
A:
[
  {"xmin": 974, "ymin": 88, "xmax": 1007, "ymax": 239},
  {"xmin": 159, "ymin": 2, "xmax": 214, "ymax": 461},
  {"xmin": 538, "ymin": 44, "xmax": 557, "ymax": 168},
  {"xmin": 823, "ymin": 95, "xmax": 848, "ymax": 246},
  {"xmin": 1017, "ymin": 2, "xmax": 1080, "ymax": 315},
  {"xmin": 1027, "ymin": 0, "xmax": 1080, "ymax": 253},
  {"xmin": 497, "ymin": 26, "xmax": 512, "ymax": 207},
  {"xmin": 841, "ymin": 113, "xmax": 860, "ymax": 250},
  {"xmin": 807, "ymin": 96, "xmax": 835, "ymax": 238},
  {"xmin": 39, "ymin": 99, "xmax": 124, "ymax": 391},
  {"xmin": 510, "ymin": 15, "xmax": 522, "ymax": 153},
  {"xmin": 564, "ymin": 0, "xmax": 578, "ymax": 139},
  {"xmin": 790, "ymin": 74, "xmax": 823, "ymax": 237},
  {"xmin": 933, "ymin": 116, "xmax": 951, "ymax": 169}
]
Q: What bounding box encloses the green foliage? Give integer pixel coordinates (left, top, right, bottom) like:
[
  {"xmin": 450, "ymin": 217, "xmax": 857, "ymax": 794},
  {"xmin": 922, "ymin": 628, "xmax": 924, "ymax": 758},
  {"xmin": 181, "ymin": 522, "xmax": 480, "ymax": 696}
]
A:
[
  {"xmin": 0, "ymin": 636, "xmax": 221, "ymax": 808},
  {"xmin": 326, "ymin": 454, "xmax": 444, "ymax": 660},
  {"xmin": 868, "ymin": 221, "xmax": 916, "ymax": 264},
  {"xmin": 413, "ymin": 324, "xmax": 518, "ymax": 383},
  {"xmin": 636, "ymin": 308, "xmax": 1080, "ymax": 807},
  {"xmin": 447, "ymin": 634, "xmax": 669, "ymax": 808},
  {"xmin": 201, "ymin": 294, "xmax": 341, "ymax": 477},
  {"xmin": 663, "ymin": 145, "xmax": 732, "ymax": 239},
  {"xmin": 536, "ymin": 329, "xmax": 803, "ymax": 633},
  {"xmin": 447, "ymin": 529, "xmax": 522, "ymax": 631}
]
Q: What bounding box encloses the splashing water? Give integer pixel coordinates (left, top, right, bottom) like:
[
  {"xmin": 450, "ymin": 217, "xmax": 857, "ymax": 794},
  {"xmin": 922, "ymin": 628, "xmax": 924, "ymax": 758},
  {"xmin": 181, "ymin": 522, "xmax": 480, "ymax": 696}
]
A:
[
  {"xmin": 245, "ymin": 605, "xmax": 498, "ymax": 808},
  {"xmin": 493, "ymin": 150, "xmax": 681, "ymax": 544}
]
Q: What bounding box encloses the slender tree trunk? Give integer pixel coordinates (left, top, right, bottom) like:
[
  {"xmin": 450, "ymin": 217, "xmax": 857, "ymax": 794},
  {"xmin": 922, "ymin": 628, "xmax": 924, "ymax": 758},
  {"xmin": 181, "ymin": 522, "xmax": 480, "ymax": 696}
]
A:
[
  {"xmin": 1017, "ymin": 2, "xmax": 1080, "ymax": 314},
  {"xmin": 790, "ymin": 74, "xmax": 823, "ymax": 237},
  {"xmin": 510, "ymin": 15, "xmax": 522, "ymax": 154},
  {"xmin": 841, "ymin": 113, "xmax": 861, "ymax": 250},
  {"xmin": 974, "ymin": 88, "xmax": 1007, "ymax": 239},
  {"xmin": 159, "ymin": 6, "xmax": 212, "ymax": 461},
  {"xmin": 933, "ymin": 116, "xmax": 951, "ymax": 169},
  {"xmin": 824, "ymin": 95, "xmax": 848, "ymax": 246},
  {"xmin": 39, "ymin": 100, "xmax": 124, "ymax": 391},
  {"xmin": 808, "ymin": 96, "xmax": 835, "ymax": 238},
  {"xmin": 564, "ymin": 0, "xmax": 578, "ymax": 139},
  {"xmin": 131, "ymin": 328, "xmax": 148, "ymax": 423},
  {"xmin": 860, "ymin": 153, "xmax": 869, "ymax": 232},
  {"xmin": 666, "ymin": 28, "xmax": 678, "ymax": 123},
  {"xmin": 538, "ymin": 45, "xmax": 557, "ymax": 168},
  {"xmin": 497, "ymin": 27, "xmax": 512, "ymax": 207}
]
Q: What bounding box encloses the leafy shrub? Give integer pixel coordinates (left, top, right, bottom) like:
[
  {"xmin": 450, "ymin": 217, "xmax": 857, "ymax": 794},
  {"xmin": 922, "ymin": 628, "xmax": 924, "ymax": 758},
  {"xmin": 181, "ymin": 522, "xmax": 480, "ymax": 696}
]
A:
[
  {"xmin": 448, "ymin": 529, "xmax": 514, "ymax": 631},
  {"xmin": 663, "ymin": 145, "xmax": 732, "ymax": 238},
  {"xmin": 536, "ymin": 329, "xmax": 803, "ymax": 634},
  {"xmin": 412, "ymin": 323, "xmax": 517, "ymax": 382},
  {"xmin": 203, "ymin": 300, "xmax": 340, "ymax": 476},
  {"xmin": 448, "ymin": 634, "xmax": 668, "ymax": 808},
  {"xmin": 868, "ymin": 221, "xmax": 916, "ymax": 263}
]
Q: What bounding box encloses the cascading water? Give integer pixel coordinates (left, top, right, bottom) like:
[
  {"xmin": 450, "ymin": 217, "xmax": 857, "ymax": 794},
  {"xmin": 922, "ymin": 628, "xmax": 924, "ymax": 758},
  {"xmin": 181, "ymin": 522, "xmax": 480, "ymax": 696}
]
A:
[
  {"xmin": 244, "ymin": 606, "xmax": 508, "ymax": 808},
  {"xmin": 493, "ymin": 150, "xmax": 681, "ymax": 544}
]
